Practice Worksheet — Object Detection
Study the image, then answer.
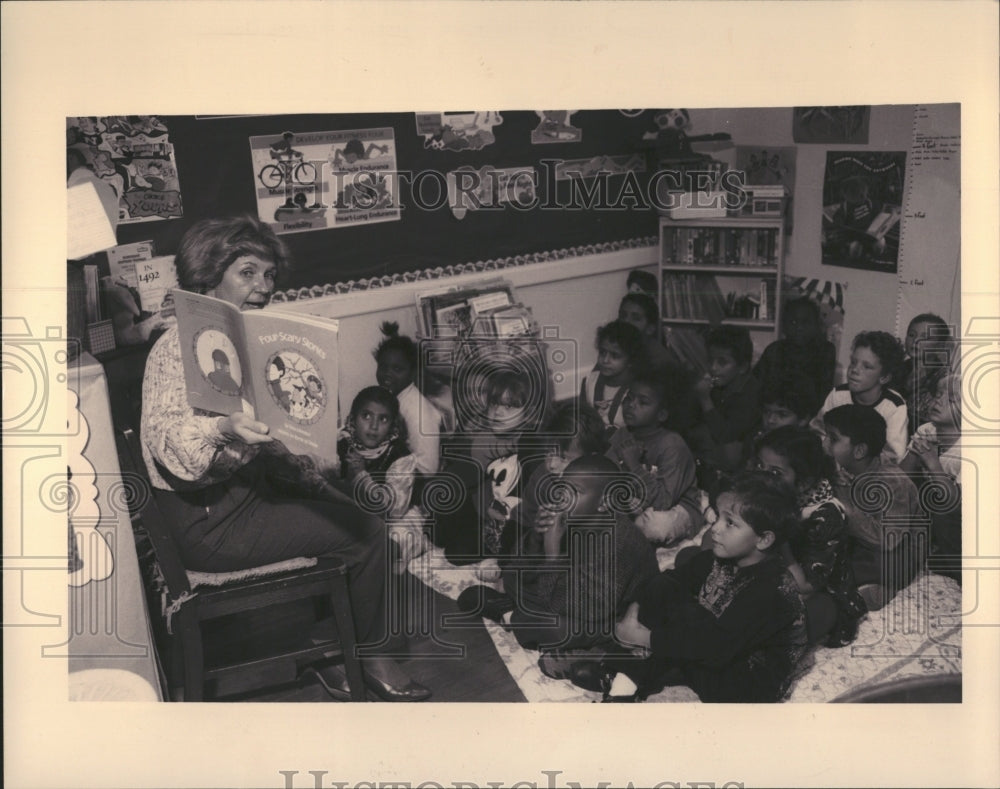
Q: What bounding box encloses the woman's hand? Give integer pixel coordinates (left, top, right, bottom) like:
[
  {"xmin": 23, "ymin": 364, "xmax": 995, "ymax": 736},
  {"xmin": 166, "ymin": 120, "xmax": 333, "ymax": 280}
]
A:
[{"xmin": 219, "ymin": 413, "xmax": 272, "ymax": 445}]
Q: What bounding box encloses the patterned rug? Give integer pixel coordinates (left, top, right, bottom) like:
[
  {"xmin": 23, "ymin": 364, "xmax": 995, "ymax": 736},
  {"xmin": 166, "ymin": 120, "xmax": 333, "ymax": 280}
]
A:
[{"xmin": 406, "ymin": 529, "xmax": 963, "ymax": 703}]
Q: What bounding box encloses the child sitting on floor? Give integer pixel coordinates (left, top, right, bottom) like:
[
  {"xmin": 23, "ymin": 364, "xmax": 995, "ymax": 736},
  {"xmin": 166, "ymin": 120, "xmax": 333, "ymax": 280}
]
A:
[
  {"xmin": 900, "ymin": 371, "xmax": 962, "ymax": 585},
  {"xmin": 581, "ymin": 320, "xmax": 645, "ymax": 437},
  {"xmin": 374, "ymin": 321, "xmax": 445, "ymax": 475},
  {"xmin": 822, "ymin": 404, "xmax": 925, "ymax": 610},
  {"xmin": 753, "ymin": 296, "xmax": 836, "ymax": 411},
  {"xmin": 617, "ymin": 292, "xmax": 685, "ymax": 374},
  {"xmin": 754, "ymin": 426, "xmax": 867, "ymax": 647},
  {"xmin": 458, "ymin": 454, "xmax": 658, "ymax": 653},
  {"xmin": 689, "ymin": 325, "xmax": 762, "ymax": 480},
  {"xmin": 899, "ymin": 313, "xmax": 952, "ymax": 436},
  {"xmin": 336, "ymin": 385, "xmax": 428, "ymax": 570},
  {"xmin": 567, "ymin": 472, "xmax": 808, "ymax": 702},
  {"xmin": 810, "ymin": 330, "xmax": 908, "ymax": 463},
  {"xmin": 605, "ymin": 370, "xmax": 702, "ymax": 545}
]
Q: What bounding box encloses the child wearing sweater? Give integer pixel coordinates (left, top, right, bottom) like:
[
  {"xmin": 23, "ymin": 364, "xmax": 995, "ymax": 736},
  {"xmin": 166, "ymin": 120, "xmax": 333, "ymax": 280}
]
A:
[
  {"xmin": 568, "ymin": 473, "xmax": 808, "ymax": 702},
  {"xmin": 605, "ymin": 370, "xmax": 702, "ymax": 545}
]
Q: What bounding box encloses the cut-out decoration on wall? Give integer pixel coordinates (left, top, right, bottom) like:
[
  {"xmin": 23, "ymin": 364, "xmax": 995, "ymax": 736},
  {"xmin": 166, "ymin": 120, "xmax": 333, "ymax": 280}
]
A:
[
  {"xmin": 554, "ymin": 154, "xmax": 646, "ymax": 181},
  {"xmin": 792, "ymin": 106, "xmax": 871, "ymax": 144},
  {"xmin": 638, "ymin": 109, "xmax": 732, "ymax": 191},
  {"xmin": 821, "ymin": 151, "xmax": 907, "ymax": 273},
  {"xmin": 67, "ymin": 115, "xmax": 183, "ymax": 223},
  {"xmin": 415, "ymin": 112, "xmax": 503, "ymax": 151},
  {"xmin": 530, "ymin": 111, "xmax": 582, "ymax": 144},
  {"xmin": 249, "ymin": 128, "xmax": 400, "ymax": 235},
  {"xmin": 448, "ymin": 165, "xmax": 537, "ymax": 220},
  {"xmin": 734, "ymin": 145, "xmax": 797, "ymax": 232}
]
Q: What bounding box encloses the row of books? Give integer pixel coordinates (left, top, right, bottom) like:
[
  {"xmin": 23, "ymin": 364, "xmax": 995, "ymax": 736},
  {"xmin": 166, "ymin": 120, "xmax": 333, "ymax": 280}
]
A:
[
  {"xmin": 663, "ymin": 227, "xmax": 780, "ymax": 268},
  {"xmin": 415, "ymin": 279, "xmax": 536, "ymax": 341},
  {"xmin": 663, "ymin": 274, "xmax": 775, "ymax": 323}
]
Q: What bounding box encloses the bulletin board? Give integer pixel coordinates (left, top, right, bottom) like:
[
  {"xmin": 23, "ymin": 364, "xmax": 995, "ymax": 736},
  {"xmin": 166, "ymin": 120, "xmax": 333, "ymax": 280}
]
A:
[{"xmin": 113, "ymin": 111, "xmax": 664, "ymax": 292}]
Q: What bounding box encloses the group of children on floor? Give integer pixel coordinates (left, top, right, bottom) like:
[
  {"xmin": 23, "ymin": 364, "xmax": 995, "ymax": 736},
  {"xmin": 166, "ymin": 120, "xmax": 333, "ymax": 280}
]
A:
[{"xmin": 325, "ymin": 268, "xmax": 961, "ymax": 702}]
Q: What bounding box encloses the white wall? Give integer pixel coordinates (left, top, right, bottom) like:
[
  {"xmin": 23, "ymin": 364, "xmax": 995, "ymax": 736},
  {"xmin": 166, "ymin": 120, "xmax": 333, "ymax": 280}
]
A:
[{"xmin": 276, "ymin": 247, "xmax": 655, "ymax": 416}]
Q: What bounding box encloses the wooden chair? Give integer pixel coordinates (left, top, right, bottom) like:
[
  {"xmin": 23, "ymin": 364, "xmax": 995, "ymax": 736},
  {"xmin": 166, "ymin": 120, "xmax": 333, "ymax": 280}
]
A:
[{"xmin": 116, "ymin": 427, "xmax": 366, "ymax": 701}]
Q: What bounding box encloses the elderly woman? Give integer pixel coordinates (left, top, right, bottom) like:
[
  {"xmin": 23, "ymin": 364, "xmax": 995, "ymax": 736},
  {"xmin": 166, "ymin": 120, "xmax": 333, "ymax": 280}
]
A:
[{"xmin": 140, "ymin": 215, "xmax": 430, "ymax": 701}]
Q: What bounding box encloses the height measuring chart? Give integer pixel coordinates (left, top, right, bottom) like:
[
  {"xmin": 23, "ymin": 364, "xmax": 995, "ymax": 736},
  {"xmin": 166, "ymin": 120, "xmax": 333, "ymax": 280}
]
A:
[{"xmin": 895, "ymin": 104, "xmax": 961, "ymax": 333}]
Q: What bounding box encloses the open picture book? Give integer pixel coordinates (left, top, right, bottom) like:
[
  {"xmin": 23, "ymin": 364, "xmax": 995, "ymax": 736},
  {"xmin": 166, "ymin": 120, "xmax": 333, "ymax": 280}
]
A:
[{"xmin": 172, "ymin": 289, "xmax": 340, "ymax": 463}]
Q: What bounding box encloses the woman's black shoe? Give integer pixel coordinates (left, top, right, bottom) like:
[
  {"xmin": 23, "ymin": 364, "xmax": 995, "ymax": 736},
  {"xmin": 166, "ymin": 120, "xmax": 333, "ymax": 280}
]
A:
[
  {"xmin": 302, "ymin": 663, "xmax": 352, "ymax": 701},
  {"xmin": 568, "ymin": 660, "xmax": 613, "ymax": 694},
  {"xmin": 363, "ymin": 672, "xmax": 432, "ymax": 702},
  {"xmin": 456, "ymin": 585, "xmax": 515, "ymax": 624}
]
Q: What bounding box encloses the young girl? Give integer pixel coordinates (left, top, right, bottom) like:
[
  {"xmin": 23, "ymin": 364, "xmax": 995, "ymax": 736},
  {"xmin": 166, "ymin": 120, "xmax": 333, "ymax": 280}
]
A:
[
  {"xmin": 899, "ymin": 313, "xmax": 952, "ymax": 436},
  {"xmin": 900, "ymin": 371, "xmax": 961, "ymax": 584},
  {"xmin": 754, "ymin": 426, "xmax": 867, "ymax": 646},
  {"xmin": 374, "ymin": 321, "xmax": 443, "ymax": 476},
  {"xmin": 581, "ymin": 320, "xmax": 645, "ymax": 436},
  {"xmin": 606, "ymin": 370, "xmax": 702, "ymax": 545},
  {"xmin": 337, "ymin": 386, "xmax": 428, "ymax": 570},
  {"xmin": 753, "ymin": 297, "xmax": 836, "ymax": 412}
]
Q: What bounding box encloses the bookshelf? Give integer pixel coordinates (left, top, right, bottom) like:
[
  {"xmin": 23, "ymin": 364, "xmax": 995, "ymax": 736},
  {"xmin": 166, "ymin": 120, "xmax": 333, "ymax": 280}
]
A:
[{"xmin": 658, "ymin": 215, "xmax": 785, "ymax": 361}]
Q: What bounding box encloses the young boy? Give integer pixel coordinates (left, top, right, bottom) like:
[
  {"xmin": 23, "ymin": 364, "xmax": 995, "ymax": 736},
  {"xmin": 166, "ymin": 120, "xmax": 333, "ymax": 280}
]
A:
[
  {"xmin": 810, "ymin": 330, "xmax": 908, "ymax": 462},
  {"xmin": 459, "ymin": 454, "xmax": 659, "ymax": 652},
  {"xmin": 822, "ymin": 404, "xmax": 925, "ymax": 609},
  {"xmin": 606, "ymin": 371, "xmax": 702, "ymax": 544},
  {"xmin": 571, "ymin": 473, "xmax": 807, "ymax": 702},
  {"xmin": 758, "ymin": 372, "xmax": 817, "ymax": 435},
  {"xmin": 690, "ymin": 326, "xmax": 762, "ymax": 475}
]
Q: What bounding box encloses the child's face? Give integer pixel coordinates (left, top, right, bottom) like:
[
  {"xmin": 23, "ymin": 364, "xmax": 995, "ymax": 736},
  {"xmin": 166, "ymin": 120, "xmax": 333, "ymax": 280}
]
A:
[
  {"xmin": 822, "ymin": 425, "xmax": 856, "ymax": 468},
  {"xmin": 928, "ymin": 375, "xmax": 961, "ymax": 429},
  {"xmin": 352, "ymin": 400, "xmax": 393, "ymax": 448},
  {"xmin": 784, "ymin": 306, "xmax": 820, "ymax": 346},
  {"xmin": 563, "ymin": 473, "xmax": 607, "ymax": 519},
  {"xmin": 622, "ymin": 382, "xmax": 667, "ymax": 431},
  {"xmin": 708, "ymin": 346, "xmax": 744, "ymax": 389},
  {"xmin": 376, "ymin": 348, "xmax": 413, "ymax": 396},
  {"xmin": 761, "ymin": 402, "xmax": 806, "ymax": 433},
  {"xmin": 487, "ymin": 391, "xmax": 527, "ymax": 432},
  {"xmin": 755, "ymin": 447, "xmax": 799, "ymax": 490},
  {"xmin": 545, "ymin": 437, "xmax": 584, "ymax": 476},
  {"xmin": 709, "ymin": 493, "xmax": 767, "ymax": 566},
  {"xmin": 597, "ymin": 340, "xmax": 629, "ymax": 381},
  {"xmin": 618, "ymin": 302, "xmax": 654, "ymax": 337},
  {"xmin": 904, "ymin": 320, "xmax": 935, "ymax": 358},
  {"xmin": 847, "ymin": 346, "xmax": 890, "ymax": 397}
]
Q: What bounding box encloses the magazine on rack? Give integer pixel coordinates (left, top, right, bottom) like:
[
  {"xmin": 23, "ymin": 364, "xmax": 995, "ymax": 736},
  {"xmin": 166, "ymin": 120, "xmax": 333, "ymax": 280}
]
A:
[{"xmin": 172, "ymin": 289, "xmax": 340, "ymax": 463}]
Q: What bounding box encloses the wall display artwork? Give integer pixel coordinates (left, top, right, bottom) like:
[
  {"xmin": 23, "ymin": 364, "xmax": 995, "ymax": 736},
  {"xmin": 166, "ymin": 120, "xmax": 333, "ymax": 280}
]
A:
[
  {"xmin": 530, "ymin": 111, "xmax": 582, "ymax": 144},
  {"xmin": 447, "ymin": 165, "xmax": 537, "ymax": 220},
  {"xmin": 734, "ymin": 145, "xmax": 797, "ymax": 232},
  {"xmin": 821, "ymin": 150, "xmax": 907, "ymax": 273},
  {"xmin": 792, "ymin": 106, "xmax": 871, "ymax": 144},
  {"xmin": 415, "ymin": 111, "xmax": 503, "ymax": 151},
  {"xmin": 553, "ymin": 154, "xmax": 645, "ymax": 180},
  {"xmin": 249, "ymin": 128, "xmax": 400, "ymax": 235},
  {"xmin": 66, "ymin": 115, "xmax": 184, "ymax": 223}
]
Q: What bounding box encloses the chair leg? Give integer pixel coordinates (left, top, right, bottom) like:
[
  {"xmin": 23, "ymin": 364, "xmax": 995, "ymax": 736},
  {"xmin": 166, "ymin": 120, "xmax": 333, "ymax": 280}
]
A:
[
  {"xmin": 175, "ymin": 610, "xmax": 205, "ymax": 702},
  {"xmin": 329, "ymin": 575, "xmax": 366, "ymax": 702}
]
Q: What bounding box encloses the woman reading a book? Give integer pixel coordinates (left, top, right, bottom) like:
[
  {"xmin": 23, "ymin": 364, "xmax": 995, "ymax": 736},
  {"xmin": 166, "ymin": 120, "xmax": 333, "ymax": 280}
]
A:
[{"xmin": 140, "ymin": 215, "xmax": 431, "ymax": 702}]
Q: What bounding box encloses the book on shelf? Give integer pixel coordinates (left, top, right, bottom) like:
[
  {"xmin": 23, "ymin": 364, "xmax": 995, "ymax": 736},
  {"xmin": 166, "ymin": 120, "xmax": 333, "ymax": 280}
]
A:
[
  {"xmin": 173, "ymin": 290, "xmax": 340, "ymax": 464},
  {"xmin": 664, "ymin": 226, "xmax": 778, "ymax": 267},
  {"xmin": 416, "ymin": 279, "xmax": 535, "ymax": 340},
  {"xmin": 107, "ymin": 241, "xmax": 178, "ymax": 318}
]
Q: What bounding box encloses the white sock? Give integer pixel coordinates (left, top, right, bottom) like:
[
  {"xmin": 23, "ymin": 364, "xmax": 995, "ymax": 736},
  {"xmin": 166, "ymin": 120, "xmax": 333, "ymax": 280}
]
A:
[
  {"xmin": 609, "ymin": 673, "xmax": 638, "ymax": 696},
  {"xmin": 501, "ymin": 610, "xmax": 513, "ymax": 625}
]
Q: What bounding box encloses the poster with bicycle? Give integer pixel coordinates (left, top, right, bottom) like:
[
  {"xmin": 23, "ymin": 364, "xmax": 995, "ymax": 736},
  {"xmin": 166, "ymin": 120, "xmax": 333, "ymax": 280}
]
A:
[{"xmin": 249, "ymin": 127, "xmax": 400, "ymax": 235}]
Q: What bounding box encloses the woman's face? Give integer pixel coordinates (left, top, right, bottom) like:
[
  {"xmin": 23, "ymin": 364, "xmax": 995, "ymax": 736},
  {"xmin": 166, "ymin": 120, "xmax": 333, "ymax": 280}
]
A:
[{"xmin": 209, "ymin": 255, "xmax": 276, "ymax": 310}]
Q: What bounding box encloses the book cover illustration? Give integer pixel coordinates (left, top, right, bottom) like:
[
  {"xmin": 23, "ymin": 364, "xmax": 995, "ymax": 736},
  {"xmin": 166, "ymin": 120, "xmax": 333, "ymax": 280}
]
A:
[{"xmin": 173, "ymin": 290, "xmax": 340, "ymax": 463}]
